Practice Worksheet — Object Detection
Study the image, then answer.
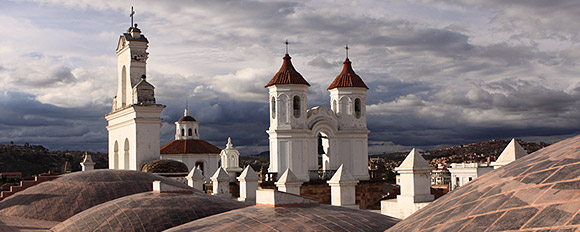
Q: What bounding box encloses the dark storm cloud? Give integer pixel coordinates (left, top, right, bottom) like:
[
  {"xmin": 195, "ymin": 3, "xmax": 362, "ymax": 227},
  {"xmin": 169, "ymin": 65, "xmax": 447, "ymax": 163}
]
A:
[{"xmin": 0, "ymin": 91, "xmax": 108, "ymax": 151}]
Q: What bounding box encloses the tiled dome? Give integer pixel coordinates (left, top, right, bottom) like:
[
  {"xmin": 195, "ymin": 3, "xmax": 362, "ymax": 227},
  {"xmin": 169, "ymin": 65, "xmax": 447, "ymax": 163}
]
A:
[
  {"xmin": 167, "ymin": 204, "xmax": 400, "ymax": 231},
  {"xmin": 388, "ymin": 134, "xmax": 580, "ymax": 231},
  {"xmin": 142, "ymin": 159, "xmax": 189, "ymax": 173},
  {"xmin": 0, "ymin": 169, "xmax": 192, "ymax": 222},
  {"xmin": 51, "ymin": 192, "xmax": 249, "ymax": 232}
]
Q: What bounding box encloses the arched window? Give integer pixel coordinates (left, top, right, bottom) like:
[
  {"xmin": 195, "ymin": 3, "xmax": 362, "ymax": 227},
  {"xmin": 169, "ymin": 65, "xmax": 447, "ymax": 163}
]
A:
[
  {"xmin": 271, "ymin": 97, "xmax": 276, "ymax": 119},
  {"xmin": 121, "ymin": 66, "xmax": 127, "ymax": 107},
  {"xmin": 355, "ymin": 98, "xmax": 362, "ymax": 118},
  {"xmin": 332, "ymin": 100, "xmax": 337, "ymax": 112},
  {"xmin": 113, "ymin": 141, "xmax": 119, "ymax": 169},
  {"xmin": 195, "ymin": 128, "xmax": 198, "ymax": 136},
  {"xmin": 293, "ymin": 96, "xmax": 301, "ymax": 118},
  {"xmin": 181, "ymin": 129, "xmax": 185, "ymax": 136},
  {"xmin": 188, "ymin": 128, "xmax": 192, "ymax": 136},
  {"xmin": 124, "ymin": 138, "xmax": 130, "ymax": 170}
]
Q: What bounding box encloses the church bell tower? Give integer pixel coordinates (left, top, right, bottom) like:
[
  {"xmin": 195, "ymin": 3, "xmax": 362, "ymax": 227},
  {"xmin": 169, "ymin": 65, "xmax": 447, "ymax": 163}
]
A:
[{"xmin": 105, "ymin": 11, "xmax": 165, "ymax": 171}]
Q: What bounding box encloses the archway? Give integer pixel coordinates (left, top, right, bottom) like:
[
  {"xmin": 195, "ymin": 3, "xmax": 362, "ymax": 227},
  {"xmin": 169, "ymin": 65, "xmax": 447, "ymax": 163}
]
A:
[
  {"xmin": 317, "ymin": 132, "xmax": 330, "ymax": 171},
  {"xmin": 310, "ymin": 121, "xmax": 338, "ymax": 180},
  {"xmin": 195, "ymin": 160, "xmax": 206, "ymax": 175},
  {"xmin": 121, "ymin": 66, "xmax": 127, "ymax": 107}
]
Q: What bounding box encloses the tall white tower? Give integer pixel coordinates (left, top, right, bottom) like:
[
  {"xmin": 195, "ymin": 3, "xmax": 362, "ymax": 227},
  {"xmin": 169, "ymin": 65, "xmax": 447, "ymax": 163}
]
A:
[
  {"xmin": 327, "ymin": 55, "xmax": 370, "ymax": 180},
  {"xmin": 105, "ymin": 23, "xmax": 165, "ymax": 170},
  {"xmin": 265, "ymin": 52, "xmax": 311, "ymax": 181}
]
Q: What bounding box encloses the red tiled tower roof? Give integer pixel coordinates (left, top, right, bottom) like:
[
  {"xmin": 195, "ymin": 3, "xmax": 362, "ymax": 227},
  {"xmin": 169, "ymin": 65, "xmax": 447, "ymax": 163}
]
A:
[
  {"xmin": 327, "ymin": 58, "xmax": 368, "ymax": 90},
  {"xmin": 160, "ymin": 139, "xmax": 221, "ymax": 154},
  {"xmin": 265, "ymin": 54, "xmax": 310, "ymax": 87}
]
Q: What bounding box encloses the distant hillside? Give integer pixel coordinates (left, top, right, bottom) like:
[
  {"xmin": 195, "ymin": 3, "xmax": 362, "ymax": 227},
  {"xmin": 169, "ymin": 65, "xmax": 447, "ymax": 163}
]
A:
[
  {"xmin": 369, "ymin": 139, "xmax": 550, "ymax": 169},
  {"xmin": 426, "ymin": 139, "xmax": 549, "ymax": 164},
  {"xmin": 0, "ymin": 143, "xmax": 108, "ymax": 177}
]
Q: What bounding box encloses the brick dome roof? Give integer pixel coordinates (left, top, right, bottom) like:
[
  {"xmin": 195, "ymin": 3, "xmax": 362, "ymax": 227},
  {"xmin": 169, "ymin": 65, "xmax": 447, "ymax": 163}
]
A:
[
  {"xmin": 265, "ymin": 54, "xmax": 310, "ymax": 87},
  {"xmin": 327, "ymin": 58, "xmax": 368, "ymax": 90},
  {"xmin": 388, "ymin": 134, "xmax": 580, "ymax": 231},
  {"xmin": 142, "ymin": 159, "xmax": 189, "ymax": 173}
]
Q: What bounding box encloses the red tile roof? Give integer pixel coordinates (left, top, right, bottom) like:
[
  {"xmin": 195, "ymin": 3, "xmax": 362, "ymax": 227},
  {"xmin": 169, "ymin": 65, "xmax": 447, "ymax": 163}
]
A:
[
  {"xmin": 265, "ymin": 54, "xmax": 310, "ymax": 87},
  {"xmin": 160, "ymin": 139, "xmax": 221, "ymax": 154},
  {"xmin": 327, "ymin": 58, "xmax": 368, "ymax": 90}
]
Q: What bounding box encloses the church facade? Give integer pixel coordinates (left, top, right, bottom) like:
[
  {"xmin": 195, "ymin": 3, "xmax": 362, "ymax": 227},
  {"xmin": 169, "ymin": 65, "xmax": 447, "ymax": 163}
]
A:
[{"xmin": 266, "ymin": 52, "xmax": 370, "ymax": 181}]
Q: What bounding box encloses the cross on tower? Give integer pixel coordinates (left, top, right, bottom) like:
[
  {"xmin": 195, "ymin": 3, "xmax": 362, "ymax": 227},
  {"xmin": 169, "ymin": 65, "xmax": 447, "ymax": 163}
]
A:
[
  {"xmin": 130, "ymin": 6, "xmax": 135, "ymax": 27},
  {"xmin": 285, "ymin": 40, "xmax": 289, "ymax": 54},
  {"xmin": 345, "ymin": 44, "xmax": 349, "ymax": 59}
]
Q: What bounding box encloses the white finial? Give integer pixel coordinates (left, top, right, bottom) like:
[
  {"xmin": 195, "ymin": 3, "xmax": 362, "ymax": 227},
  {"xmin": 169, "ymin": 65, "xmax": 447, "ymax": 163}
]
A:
[
  {"xmin": 184, "ymin": 108, "xmax": 189, "ymax": 116},
  {"xmin": 226, "ymin": 137, "xmax": 233, "ymax": 149}
]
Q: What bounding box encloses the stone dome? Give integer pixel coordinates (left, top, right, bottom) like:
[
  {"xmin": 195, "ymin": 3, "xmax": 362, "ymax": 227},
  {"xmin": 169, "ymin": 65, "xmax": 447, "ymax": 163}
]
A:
[
  {"xmin": 167, "ymin": 204, "xmax": 399, "ymax": 231},
  {"xmin": 51, "ymin": 192, "xmax": 249, "ymax": 232},
  {"xmin": 388, "ymin": 134, "xmax": 580, "ymax": 231},
  {"xmin": 141, "ymin": 159, "xmax": 189, "ymax": 173},
  {"xmin": 0, "ymin": 169, "xmax": 193, "ymax": 222}
]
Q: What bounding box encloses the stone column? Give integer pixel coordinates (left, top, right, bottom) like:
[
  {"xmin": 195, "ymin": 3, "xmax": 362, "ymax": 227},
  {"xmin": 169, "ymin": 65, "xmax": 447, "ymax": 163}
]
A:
[
  {"xmin": 211, "ymin": 167, "xmax": 231, "ymax": 197},
  {"xmin": 275, "ymin": 168, "xmax": 302, "ymax": 195},
  {"xmin": 186, "ymin": 166, "xmax": 205, "ymax": 191},
  {"xmin": 237, "ymin": 165, "xmax": 260, "ymax": 202},
  {"xmin": 327, "ymin": 164, "xmax": 359, "ymax": 209}
]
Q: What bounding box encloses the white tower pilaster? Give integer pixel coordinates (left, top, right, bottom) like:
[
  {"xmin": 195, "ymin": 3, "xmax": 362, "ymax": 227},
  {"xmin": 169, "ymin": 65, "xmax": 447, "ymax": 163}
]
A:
[
  {"xmin": 237, "ymin": 165, "xmax": 260, "ymax": 202},
  {"xmin": 396, "ymin": 148, "xmax": 434, "ymax": 204}
]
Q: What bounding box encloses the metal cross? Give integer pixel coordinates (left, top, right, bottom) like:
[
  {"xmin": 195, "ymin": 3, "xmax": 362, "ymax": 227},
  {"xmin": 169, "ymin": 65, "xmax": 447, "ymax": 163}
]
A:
[
  {"xmin": 345, "ymin": 44, "xmax": 349, "ymax": 59},
  {"xmin": 130, "ymin": 6, "xmax": 135, "ymax": 27},
  {"xmin": 285, "ymin": 40, "xmax": 289, "ymax": 54}
]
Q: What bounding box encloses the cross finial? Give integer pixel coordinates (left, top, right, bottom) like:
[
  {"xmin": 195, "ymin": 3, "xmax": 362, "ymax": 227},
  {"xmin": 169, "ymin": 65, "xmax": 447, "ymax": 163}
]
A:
[
  {"xmin": 285, "ymin": 39, "xmax": 289, "ymax": 54},
  {"xmin": 345, "ymin": 44, "xmax": 349, "ymax": 59},
  {"xmin": 130, "ymin": 6, "xmax": 135, "ymax": 27}
]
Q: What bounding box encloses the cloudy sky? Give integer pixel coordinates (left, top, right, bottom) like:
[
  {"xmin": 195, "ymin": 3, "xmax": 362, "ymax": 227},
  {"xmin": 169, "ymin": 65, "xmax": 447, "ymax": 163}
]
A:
[{"xmin": 1, "ymin": 0, "xmax": 580, "ymax": 154}]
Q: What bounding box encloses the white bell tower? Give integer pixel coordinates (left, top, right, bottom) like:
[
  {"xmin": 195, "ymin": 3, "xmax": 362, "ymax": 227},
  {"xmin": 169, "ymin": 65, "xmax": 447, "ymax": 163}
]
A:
[
  {"xmin": 105, "ymin": 16, "xmax": 165, "ymax": 171},
  {"xmin": 327, "ymin": 47, "xmax": 370, "ymax": 180},
  {"xmin": 266, "ymin": 50, "xmax": 311, "ymax": 181}
]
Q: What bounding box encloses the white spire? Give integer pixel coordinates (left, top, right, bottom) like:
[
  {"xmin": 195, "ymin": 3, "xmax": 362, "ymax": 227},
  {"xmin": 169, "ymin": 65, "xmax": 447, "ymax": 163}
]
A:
[
  {"xmin": 493, "ymin": 139, "xmax": 528, "ymax": 169},
  {"xmin": 184, "ymin": 108, "xmax": 189, "ymax": 116},
  {"xmin": 397, "ymin": 148, "xmax": 431, "ymax": 171},
  {"xmin": 226, "ymin": 137, "xmax": 233, "ymax": 149}
]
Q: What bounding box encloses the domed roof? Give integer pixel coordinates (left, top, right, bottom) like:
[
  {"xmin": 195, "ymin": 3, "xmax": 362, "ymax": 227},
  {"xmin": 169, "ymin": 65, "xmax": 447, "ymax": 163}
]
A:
[
  {"xmin": 178, "ymin": 115, "xmax": 196, "ymax": 122},
  {"xmin": 51, "ymin": 192, "xmax": 249, "ymax": 232},
  {"xmin": 388, "ymin": 134, "xmax": 580, "ymax": 231},
  {"xmin": 265, "ymin": 54, "xmax": 310, "ymax": 87},
  {"xmin": 167, "ymin": 204, "xmax": 399, "ymax": 231},
  {"xmin": 142, "ymin": 159, "xmax": 189, "ymax": 173},
  {"xmin": 0, "ymin": 169, "xmax": 193, "ymax": 222},
  {"xmin": 327, "ymin": 58, "xmax": 368, "ymax": 90}
]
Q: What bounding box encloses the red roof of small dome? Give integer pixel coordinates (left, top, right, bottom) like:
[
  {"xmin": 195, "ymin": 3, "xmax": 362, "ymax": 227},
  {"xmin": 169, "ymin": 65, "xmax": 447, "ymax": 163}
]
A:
[
  {"xmin": 178, "ymin": 115, "xmax": 196, "ymax": 122},
  {"xmin": 160, "ymin": 139, "xmax": 221, "ymax": 154},
  {"xmin": 265, "ymin": 54, "xmax": 310, "ymax": 87},
  {"xmin": 327, "ymin": 58, "xmax": 368, "ymax": 90}
]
